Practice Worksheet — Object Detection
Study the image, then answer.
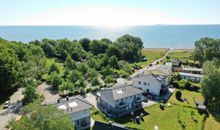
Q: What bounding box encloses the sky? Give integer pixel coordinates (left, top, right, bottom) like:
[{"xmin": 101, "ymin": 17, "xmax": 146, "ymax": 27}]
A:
[{"xmin": 0, "ymin": 0, "xmax": 220, "ymax": 26}]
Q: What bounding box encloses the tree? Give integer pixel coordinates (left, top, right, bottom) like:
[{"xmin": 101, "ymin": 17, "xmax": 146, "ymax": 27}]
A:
[
  {"xmin": 91, "ymin": 77, "xmax": 100, "ymax": 86},
  {"xmin": 106, "ymin": 45, "xmax": 121, "ymax": 58},
  {"xmin": 79, "ymin": 38, "xmax": 91, "ymax": 51},
  {"xmin": 175, "ymin": 90, "xmax": 182, "ymax": 100},
  {"xmin": 23, "ymin": 80, "xmax": 39, "ymax": 104},
  {"xmin": 0, "ymin": 42, "xmax": 20, "ymax": 90},
  {"xmin": 29, "ymin": 45, "xmax": 47, "ymax": 79},
  {"xmin": 78, "ymin": 63, "xmax": 88, "ymax": 75},
  {"xmin": 202, "ymin": 60, "xmax": 220, "ymax": 112},
  {"xmin": 104, "ymin": 76, "xmax": 116, "ymax": 84},
  {"xmin": 10, "ymin": 102, "xmax": 74, "ymax": 130},
  {"xmin": 49, "ymin": 63, "xmax": 59, "ymax": 74},
  {"xmin": 90, "ymin": 40, "xmax": 109, "ymax": 55},
  {"xmin": 67, "ymin": 70, "xmax": 83, "ymax": 83},
  {"xmin": 41, "ymin": 42, "xmax": 56, "ymax": 57},
  {"xmin": 48, "ymin": 72, "xmax": 63, "ymax": 91},
  {"xmin": 193, "ymin": 37, "xmax": 220, "ymax": 63},
  {"xmin": 115, "ymin": 34, "xmax": 143, "ymax": 61},
  {"xmin": 109, "ymin": 56, "xmax": 119, "ymax": 69},
  {"xmin": 101, "ymin": 38, "xmax": 112, "ymax": 44},
  {"xmin": 87, "ymin": 68, "xmax": 98, "ymax": 80},
  {"xmin": 64, "ymin": 55, "xmax": 77, "ymax": 70}
]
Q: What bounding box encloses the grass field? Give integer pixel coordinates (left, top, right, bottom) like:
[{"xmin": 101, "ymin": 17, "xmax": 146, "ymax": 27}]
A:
[
  {"xmin": 204, "ymin": 114, "xmax": 220, "ymax": 130},
  {"xmin": 92, "ymin": 88, "xmax": 206, "ymax": 130},
  {"xmin": 167, "ymin": 49, "xmax": 193, "ymax": 60},
  {"xmin": 42, "ymin": 58, "xmax": 65, "ymax": 80},
  {"xmin": 131, "ymin": 48, "xmax": 169, "ymax": 68}
]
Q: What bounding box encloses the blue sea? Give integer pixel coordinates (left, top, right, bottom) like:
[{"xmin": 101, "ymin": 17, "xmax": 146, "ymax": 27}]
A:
[{"xmin": 0, "ymin": 25, "xmax": 220, "ymax": 48}]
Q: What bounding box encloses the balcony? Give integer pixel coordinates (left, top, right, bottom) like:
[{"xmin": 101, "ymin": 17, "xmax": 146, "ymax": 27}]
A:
[
  {"xmin": 135, "ymin": 97, "xmax": 143, "ymax": 102},
  {"xmin": 117, "ymin": 102, "xmax": 127, "ymax": 108}
]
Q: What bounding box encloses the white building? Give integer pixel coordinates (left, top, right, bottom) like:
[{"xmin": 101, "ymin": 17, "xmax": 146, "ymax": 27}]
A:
[
  {"xmin": 97, "ymin": 84, "xmax": 145, "ymax": 118},
  {"xmin": 179, "ymin": 72, "xmax": 203, "ymax": 82},
  {"xmin": 132, "ymin": 74, "xmax": 169, "ymax": 96},
  {"xmin": 48, "ymin": 96, "xmax": 93, "ymax": 130}
]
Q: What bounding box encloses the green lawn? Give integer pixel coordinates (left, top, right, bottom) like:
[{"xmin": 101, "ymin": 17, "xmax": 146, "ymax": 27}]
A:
[
  {"xmin": 169, "ymin": 89, "xmax": 204, "ymax": 108},
  {"xmin": 42, "ymin": 58, "xmax": 65, "ymax": 80},
  {"xmin": 167, "ymin": 49, "xmax": 193, "ymax": 60},
  {"xmin": 204, "ymin": 114, "xmax": 220, "ymax": 130},
  {"xmin": 92, "ymin": 89, "xmax": 206, "ymax": 130},
  {"xmin": 131, "ymin": 48, "xmax": 169, "ymax": 68}
]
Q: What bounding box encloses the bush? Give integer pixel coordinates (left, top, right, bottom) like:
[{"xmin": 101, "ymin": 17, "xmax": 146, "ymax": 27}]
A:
[
  {"xmin": 104, "ymin": 76, "xmax": 116, "ymax": 84},
  {"xmin": 175, "ymin": 90, "xmax": 182, "ymax": 100},
  {"xmin": 185, "ymin": 82, "xmax": 191, "ymax": 90},
  {"xmin": 91, "ymin": 78, "xmax": 100, "ymax": 86},
  {"xmin": 86, "ymin": 88, "xmax": 92, "ymax": 93}
]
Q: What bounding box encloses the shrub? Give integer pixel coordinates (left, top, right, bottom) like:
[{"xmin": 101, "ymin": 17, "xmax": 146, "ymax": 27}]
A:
[
  {"xmin": 185, "ymin": 82, "xmax": 191, "ymax": 90},
  {"xmin": 86, "ymin": 88, "xmax": 92, "ymax": 93},
  {"xmin": 91, "ymin": 78, "xmax": 100, "ymax": 86},
  {"xmin": 175, "ymin": 90, "xmax": 182, "ymax": 100}
]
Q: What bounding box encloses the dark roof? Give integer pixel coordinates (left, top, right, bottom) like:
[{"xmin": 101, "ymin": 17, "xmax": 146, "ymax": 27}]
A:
[
  {"xmin": 46, "ymin": 95, "xmax": 93, "ymax": 114},
  {"xmin": 100, "ymin": 84, "xmax": 144, "ymax": 100},
  {"xmin": 93, "ymin": 121, "xmax": 130, "ymax": 130}
]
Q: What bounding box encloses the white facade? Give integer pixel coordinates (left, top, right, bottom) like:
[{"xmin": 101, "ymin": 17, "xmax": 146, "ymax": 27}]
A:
[{"xmin": 133, "ymin": 75, "xmax": 162, "ymax": 96}]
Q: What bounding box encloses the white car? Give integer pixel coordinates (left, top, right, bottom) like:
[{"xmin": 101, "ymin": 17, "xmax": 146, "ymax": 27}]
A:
[{"xmin": 3, "ymin": 100, "xmax": 10, "ymax": 109}]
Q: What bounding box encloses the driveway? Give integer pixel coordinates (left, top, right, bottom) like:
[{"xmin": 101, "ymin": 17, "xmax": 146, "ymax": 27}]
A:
[
  {"xmin": 131, "ymin": 48, "xmax": 173, "ymax": 78},
  {"xmin": 0, "ymin": 88, "xmax": 23, "ymax": 130},
  {"xmin": 37, "ymin": 82, "xmax": 60, "ymax": 104}
]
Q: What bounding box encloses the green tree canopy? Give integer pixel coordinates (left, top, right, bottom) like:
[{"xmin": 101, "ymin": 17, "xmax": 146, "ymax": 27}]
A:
[
  {"xmin": 0, "ymin": 41, "xmax": 20, "ymax": 90},
  {"xmin": 79, "ymin": 38, "xmax": 91, "ymax": 51},
  {"xmin": 10, "ymin": 102, "xmax": 74, "ymax": 130},
  {"xmin": 193, "ymin": 37, "xmax": 220, "ymax": 63},
  {"xmin": 202, "ymin": 60, "xmax": 220, "ymax": 112},
  {"xmin": 49, "ymin": 63, "xmax": 60, "ymax": 74}
]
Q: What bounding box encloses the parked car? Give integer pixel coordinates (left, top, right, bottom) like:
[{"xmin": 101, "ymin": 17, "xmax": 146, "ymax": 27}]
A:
[{"xmin": 3, "ymin": 100, "xmax": 10, "ymax": 109}]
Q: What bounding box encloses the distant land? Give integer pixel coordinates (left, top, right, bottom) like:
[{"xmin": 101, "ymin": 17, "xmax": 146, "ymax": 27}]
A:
[{"xmin": 1, "ymin": 25, "xmax": 220, "ymax": 48}]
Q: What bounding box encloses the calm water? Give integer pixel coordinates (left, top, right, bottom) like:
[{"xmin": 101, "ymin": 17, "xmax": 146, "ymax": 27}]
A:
[{"xmin": 0, "ymin": 25, "xmax": 220, "ymax": 48}]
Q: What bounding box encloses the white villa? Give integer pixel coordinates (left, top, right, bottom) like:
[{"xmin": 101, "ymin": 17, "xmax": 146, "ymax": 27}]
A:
[
  {"xmin": 97, "ymin": 84, "xmax": 145, "ymax": 118},
  {"xmin": 47, "ymin": 96, "xmax": 93, "ymax": 130},
  {"xmin": 132, "ymin": 74, "xmax": 169, "ymax": 96}
]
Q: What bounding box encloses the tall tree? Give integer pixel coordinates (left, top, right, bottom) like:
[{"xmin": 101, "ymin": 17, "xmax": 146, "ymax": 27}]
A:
[
  {"xmin": 79, "ymin": 38, "xmax": 91, "ymax": 51},
  {"xmin": 109, "ymin": 56, "xmax": 119, "ymax": 69},
  {"xmin": 10, "ymin": 102, "xmax": 74, "ymax": 130},
  {"xmin": 49, "ymin": 63, "xmax": 60, "ymax": 74},
  {"xmin": 0, "ymin": 42, "xmax": 20, "ymax": 90},
  {"xmin": 202, "ymin": 60, "xmax": 220, "ymax": 112},
  {"xmin": 194, "ymin": 37, "xmax": 220, "ymax": 63}
]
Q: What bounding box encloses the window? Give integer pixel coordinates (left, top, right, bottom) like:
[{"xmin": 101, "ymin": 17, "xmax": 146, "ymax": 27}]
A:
[
  {"xmin": 138, "ymin": 81, "xmax": 141, "ymax": 84},
  {"xmin": 144, "ymin": 82, "xmax": 147, "ymax": 85},
  {"xmin": 148, "ymin": 83, "xmax": 150, "ymax": 86},
  {"xmin": 76, "ymin": 120, "xmax": 80, "ymax": 126}
]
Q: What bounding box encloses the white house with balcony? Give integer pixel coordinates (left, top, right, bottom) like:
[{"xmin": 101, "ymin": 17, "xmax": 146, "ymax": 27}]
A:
[
  {"xmin": 132, "ymin": 74, "xmax": 169, "ymax": 96},
  {"xmin": 97, "ymin": 84, "xmax": 145, "ymax": 118},
  {"xmin": 47, "ymin": 96, "xmax": 93, "ymax": 130}
]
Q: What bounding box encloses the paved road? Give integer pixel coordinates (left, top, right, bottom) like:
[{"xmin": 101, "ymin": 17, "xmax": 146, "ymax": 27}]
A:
[
  {"xmin": 0, "ymin": 88, "xmax": 23, "ymax": 130},
  {"xmin": 131, "ymin": 48, "xmax": 173, "ymax": 78},
  {"xmin": 37, "ymin": 82, "xmax": 60, "ymax": 104}
]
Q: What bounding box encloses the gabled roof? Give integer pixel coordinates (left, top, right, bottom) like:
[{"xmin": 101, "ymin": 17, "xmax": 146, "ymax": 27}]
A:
[
  {"xmin": 100, "ymin": 84, "xmax": 144, "ymax": 100},
  {"xmin": 133, "ymin": 74, "xmax": 165, "ymax": 85},
  {"xmin": 46, "ymin": 95, "xmax": 93, "ymax": 114},
  {"xmin": 148, "ymin": 65, "xmax": 172, "ymax": 76}
]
